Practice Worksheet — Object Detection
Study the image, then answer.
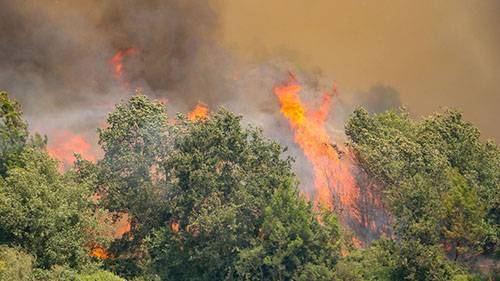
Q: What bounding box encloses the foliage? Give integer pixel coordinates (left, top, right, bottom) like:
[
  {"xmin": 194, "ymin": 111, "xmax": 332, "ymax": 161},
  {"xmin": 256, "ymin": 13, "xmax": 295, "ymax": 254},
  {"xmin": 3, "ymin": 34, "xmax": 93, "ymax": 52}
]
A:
[
  {"xmin": 346, "ymin": 109, "xmax": 498, "ymax": 254},
  {"xmin": 97, "ymin": 96, "xmax": 170, "ymax": 254},
  {"xmin": 0, "ymin": 246, "xmax": 123, "ymax": 281},
  {"xmin": 0, "ymin": 91, "xmax": 28, "ymax": 178},
  {"xmin": 1, "ymin": 90, "xmax": 497, "ymax": 280},
  {"xmin": 144, "ymin": 108, "xmax": 341, "ymax": 280},
  {"xmin": 0, "ymin": 147, "xmax": 99, "ymax": 269},
  {"xmin": 0, "ymin": 245, "xmax": 34, "ymax": 281},
  {"xmin": 345, "ymin": 108, "xmax": 499, "ymax": 276},
  {"xmin": 234, "ymin": 186, "xmax": 340, "ymax": 281},
  {"xmin": 335, "ymin": 238, "xmax": 484, "ymax": 281},
  {"xmin": 34, "ymin": 267, "xmax": 126, "ymax": 281}
]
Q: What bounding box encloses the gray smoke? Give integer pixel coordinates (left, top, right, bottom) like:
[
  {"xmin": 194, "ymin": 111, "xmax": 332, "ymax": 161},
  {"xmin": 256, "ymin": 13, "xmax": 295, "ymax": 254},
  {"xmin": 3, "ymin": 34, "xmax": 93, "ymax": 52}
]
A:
[
  {"xmin": 0, "ymin": 0, "xmax": 401, "ymax": 149},
  {"xmin": 0, "ymin": 0, "xmax": 222, "ymax": 137},
  {"xmin": 0, "ymin": 0, "xmax": 400, "ymax": 243}
]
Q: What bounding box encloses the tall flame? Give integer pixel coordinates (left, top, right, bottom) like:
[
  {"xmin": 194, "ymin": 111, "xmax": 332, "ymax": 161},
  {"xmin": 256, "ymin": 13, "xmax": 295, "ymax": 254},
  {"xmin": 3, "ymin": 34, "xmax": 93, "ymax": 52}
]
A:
[
  {"xmin": 273, "ymin": 75, "xmax": 358, "ymax": 211},
  {"xmin": 187, "ymin": 102, "xmax": 209, "ymax": 121}
]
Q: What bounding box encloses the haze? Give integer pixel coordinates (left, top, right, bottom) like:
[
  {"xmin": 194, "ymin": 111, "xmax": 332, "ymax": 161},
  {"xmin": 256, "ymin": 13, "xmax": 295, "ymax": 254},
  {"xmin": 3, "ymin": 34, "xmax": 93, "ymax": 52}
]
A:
[{"xmin": 219, "ymin": 0, "xmax": 500, "ymax": 140}]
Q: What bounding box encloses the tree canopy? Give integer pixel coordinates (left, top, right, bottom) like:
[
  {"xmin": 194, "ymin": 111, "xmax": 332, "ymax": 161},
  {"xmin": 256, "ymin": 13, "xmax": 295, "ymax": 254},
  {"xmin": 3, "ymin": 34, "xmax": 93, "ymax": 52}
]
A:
[
  {"xmin": 0, "ymin": 91, "xmax": 497, "ymax": 280},
  {"xmin": 342, "ymin": 108, "xmax": 499, "ymax": 280}
]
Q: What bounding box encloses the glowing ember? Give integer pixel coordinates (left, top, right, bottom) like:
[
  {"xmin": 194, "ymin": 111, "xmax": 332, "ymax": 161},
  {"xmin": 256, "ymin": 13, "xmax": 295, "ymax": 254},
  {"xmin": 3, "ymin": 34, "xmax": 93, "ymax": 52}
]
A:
[
  {"xmin": 47, "ymin": 130, "xmax": 96, "ymax": 166},
  {"xmin": 108, "ymin": 47, "xmax": 139, "ymax": 79},
  {"xmin": 187, "ymin": 102, "xmax": 209, "ymax": 121},
  {"xmin": 171, "ymin": 222, "xmax": 180, "ymax": 233},
  {"xmin": 273, "ymin": 75, "xmax": 358, "ymax": 211}
]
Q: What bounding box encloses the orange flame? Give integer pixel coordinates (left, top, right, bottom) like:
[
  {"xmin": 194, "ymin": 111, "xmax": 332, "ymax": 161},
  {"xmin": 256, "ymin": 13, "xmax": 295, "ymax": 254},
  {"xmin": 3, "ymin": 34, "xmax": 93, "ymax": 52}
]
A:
[
  {"xmin": 187, "ymin": 102, "xmax": 209, "ymax": 121},
  {"xmin": 87, "ymin": 212, "xmax": 130, "ymax": 260},
  {"xmin": 90, "ymin": 246, "xmax": 109, "ymax": 259},
  {"xmin": 273, "ymin": 75, "xmax": 358, "ymax": 211},
  {"xmin": 108, "ymin": 48, "xmax": 139, "ymax": 79},
  {"xmin": 47, "ymin": 130, "xmax": 96, "ymax": 166}
]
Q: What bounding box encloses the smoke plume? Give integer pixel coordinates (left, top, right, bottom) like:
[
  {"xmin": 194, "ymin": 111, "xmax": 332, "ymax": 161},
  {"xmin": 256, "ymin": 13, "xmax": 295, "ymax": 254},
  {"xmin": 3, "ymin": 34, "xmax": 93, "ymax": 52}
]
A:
[{"xmin": 0, "ymin": 0, "xmax": 399, "ymax": 242}]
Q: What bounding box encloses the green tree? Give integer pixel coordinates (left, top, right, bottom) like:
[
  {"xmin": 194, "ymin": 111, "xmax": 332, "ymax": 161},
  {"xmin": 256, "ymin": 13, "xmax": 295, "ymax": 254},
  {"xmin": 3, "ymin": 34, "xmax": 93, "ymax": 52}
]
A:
[
  {"xmin": 96, "ymin": 95, "xmax": 171, "ymax": 274},
  {"xmin": 145, "ymin": 109, "xmax": 341, "ymax": 280},
  {"xmin": 335, "ymin": 239, "xmax": 481, "ymax": 281},
  {"xmin": 442, "ymin": 171, "xmax": 490, "ymax": 260},
  {"xmin": 0, "ymin": 245, "xmax": 34, "ymax": 281},
  {"xmin": 345, "ymin": 108, "xmax": 499, "ymax": 274},
  {"xmin": 34, "ymin": 266, "xmax": 126, "ymax": 281},
  {"xmin": 335, "ymin": 238, "xmax": 398, "ymax": 281},
  {"xmin": 0, "ymin": 91, "xmax": 28, "ymax": 178},
  {"xmin": 235, "ymin": 186, "xmax": 340, "ymax": 281},
  {"xmin": 0, "ymin": 147, "xmax": 99, "ymax": 269}
]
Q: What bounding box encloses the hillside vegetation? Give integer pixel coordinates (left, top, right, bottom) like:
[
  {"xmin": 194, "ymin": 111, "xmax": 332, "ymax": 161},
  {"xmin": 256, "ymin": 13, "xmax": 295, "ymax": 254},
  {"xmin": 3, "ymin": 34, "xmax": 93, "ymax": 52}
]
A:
[{"xmin": 0, "ymin": 92, "xmax": 498, "ymax": 280}]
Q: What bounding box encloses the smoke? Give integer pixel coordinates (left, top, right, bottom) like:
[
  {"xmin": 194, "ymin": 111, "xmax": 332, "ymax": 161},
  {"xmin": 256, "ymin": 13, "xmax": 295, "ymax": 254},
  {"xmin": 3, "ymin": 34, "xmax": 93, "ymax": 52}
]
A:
[
  {"xmin": 0, "ymin": 1, "xmax": 223, "ymax": 139},
  {"xmin": 0, "ymin": 0, "xmax": 404, "ymax": 244},
  {"xmin": 0, "ymin": 0, "xmax": 402, "ymax": 152},
  {"xmin": 221, "ymin": 0, "xmax": 500, "ymax": 141}
]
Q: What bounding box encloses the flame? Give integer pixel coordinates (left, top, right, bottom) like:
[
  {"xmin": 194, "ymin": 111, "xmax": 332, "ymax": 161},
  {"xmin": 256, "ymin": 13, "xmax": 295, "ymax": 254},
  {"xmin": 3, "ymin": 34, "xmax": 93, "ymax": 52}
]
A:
[
  {"xmin": 273, "ymin": 75, "xmax": 358, "ymax": 211},
  {"xmin": 87, "ymin": 210, "xmax": 130, "ymax": 260},
  {"xmin": 108, "ymin": 48, "xmax": 139, "ymax": 79},
  {"xmin": 90, "ymin": 246, "xmax": 109, "ymax": 259},
  {"xmin": 47, "ymin": 130, "xmax": 96, "ymax": 166},
  {"xmin": 187, "ymin": 102, "xmax": 209, "ymax": 121}
]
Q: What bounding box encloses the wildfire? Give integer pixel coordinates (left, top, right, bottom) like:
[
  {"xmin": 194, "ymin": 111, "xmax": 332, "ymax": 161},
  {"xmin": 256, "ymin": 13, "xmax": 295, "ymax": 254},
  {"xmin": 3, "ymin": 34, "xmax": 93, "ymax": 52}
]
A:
[
  {"xmin": 47, "ymin": 130, "xmax": 96, "ymax": 166},
  {"xmin": 273, "ymin": 75, "xmax": 358, "ymax": 211},
  {"xmin": 108, "ymin": 47, "xmax": 139, "ymax": 79},
  {"xmin": 187, "ymin": 102, "xmax": 209, "ymax": 121}
]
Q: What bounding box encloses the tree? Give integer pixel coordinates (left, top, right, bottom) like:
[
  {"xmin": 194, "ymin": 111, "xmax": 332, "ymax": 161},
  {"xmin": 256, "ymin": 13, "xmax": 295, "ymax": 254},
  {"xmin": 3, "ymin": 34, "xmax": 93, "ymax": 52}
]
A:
[
  {"xmin": 345, "ymin": 108, "xmax": 499, "ymax": 269},
  {"xmin": 235, "ymin": 186, "xmax": 340, "ymax": 281},
  {"xmin": 34, "ymin": 267, "xmax": 127, "ymax": 281},
  {"xmin": 442, "ymin": 171, "xmax": 490, "ymax": 260},
  {"xmin": 96, "ymin": 95, "xmax": 171, "ymax": 271},
  {"xmin": 334, "ymin": 239, "xmax": 481, "ymax": 281},
  {"xmin": 0, "ymin": 245, "xmax": 34, "ymax": 281},
  {"xmin": 0, "ymin": 147, "xmax": 99, "ymax": 269},
  {"xmin": 0, "ymin": 91, "xmax": 28, "ymax": 178},
  {"xmin": 145, "ymin": 109, "xmax": 341, "ymax": 280}
]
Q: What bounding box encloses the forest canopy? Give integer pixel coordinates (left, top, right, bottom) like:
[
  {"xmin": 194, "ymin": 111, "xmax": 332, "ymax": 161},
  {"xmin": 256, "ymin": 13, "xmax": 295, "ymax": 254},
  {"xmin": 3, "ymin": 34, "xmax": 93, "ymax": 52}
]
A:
[{"xmin": 0, "ymin": 92, "xmax": 498, "ymax": 280}]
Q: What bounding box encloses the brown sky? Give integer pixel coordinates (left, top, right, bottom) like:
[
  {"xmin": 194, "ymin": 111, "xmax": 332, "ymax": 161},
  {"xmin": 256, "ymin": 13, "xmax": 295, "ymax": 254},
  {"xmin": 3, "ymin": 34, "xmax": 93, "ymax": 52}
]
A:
[{"xmin": 217, "ymin": 0, "xmax": 500, "ymax": 140}]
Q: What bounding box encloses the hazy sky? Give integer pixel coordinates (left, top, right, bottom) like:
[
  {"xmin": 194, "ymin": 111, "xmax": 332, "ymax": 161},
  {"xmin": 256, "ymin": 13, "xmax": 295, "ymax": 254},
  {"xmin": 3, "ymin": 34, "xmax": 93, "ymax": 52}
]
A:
[
  {"xmin": 218, "ymin": 0, "xmax": 500, "ymax": 140},
  {"xmin": 0, "ymin": 0, "xmax": 498, "ymax": 142}
]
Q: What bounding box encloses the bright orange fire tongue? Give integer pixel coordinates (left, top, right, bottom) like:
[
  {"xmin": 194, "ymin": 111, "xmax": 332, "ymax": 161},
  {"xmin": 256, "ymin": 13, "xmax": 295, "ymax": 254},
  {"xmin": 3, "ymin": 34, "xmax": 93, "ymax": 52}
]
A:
[
  {"xmin": 187, "ymin": 102, "xmax": 209, "ymax": 121},
  {"xmin": 274, "ymin": 75, "xmax": 357, "ymax": 210}
]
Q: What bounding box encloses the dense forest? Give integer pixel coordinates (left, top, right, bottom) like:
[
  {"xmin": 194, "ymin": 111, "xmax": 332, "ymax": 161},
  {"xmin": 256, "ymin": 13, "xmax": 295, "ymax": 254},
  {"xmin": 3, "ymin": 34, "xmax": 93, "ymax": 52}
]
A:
[{"xmin": 0, "ymin": 91, "xmax": 498, "ymax": 280}]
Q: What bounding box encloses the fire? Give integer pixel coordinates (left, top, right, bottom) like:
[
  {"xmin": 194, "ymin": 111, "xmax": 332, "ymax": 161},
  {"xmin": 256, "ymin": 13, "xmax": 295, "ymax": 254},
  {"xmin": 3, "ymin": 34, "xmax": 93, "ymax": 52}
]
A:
[
  {"xmin": 171, "ymin": 222, "xmax": 180, "ymax": 233},
  {"xmin": 108, "ymin": 47, "xmax": 139, "ymax": 79},
  {"xmin": 187, "ymin": 102, "xmax": 209, "ymax": 121},
  {"xmin": 47, "ymin": 130, "xmax": 96, "ymax": 166},
  {"xmin": 273, "ymin": 75, "xmax": 358, "ymax": 211},
  {"xmin": 90, "ymin": 246, "xmax": 109, "ymax": 259}
]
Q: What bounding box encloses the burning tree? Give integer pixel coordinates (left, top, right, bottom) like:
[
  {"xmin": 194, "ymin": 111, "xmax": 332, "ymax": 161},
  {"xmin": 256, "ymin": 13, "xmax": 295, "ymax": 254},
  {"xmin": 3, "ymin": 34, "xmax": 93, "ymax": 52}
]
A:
[{"xmin": 89, "ymin": 95, "xmax": 343, "ymax": 279}]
